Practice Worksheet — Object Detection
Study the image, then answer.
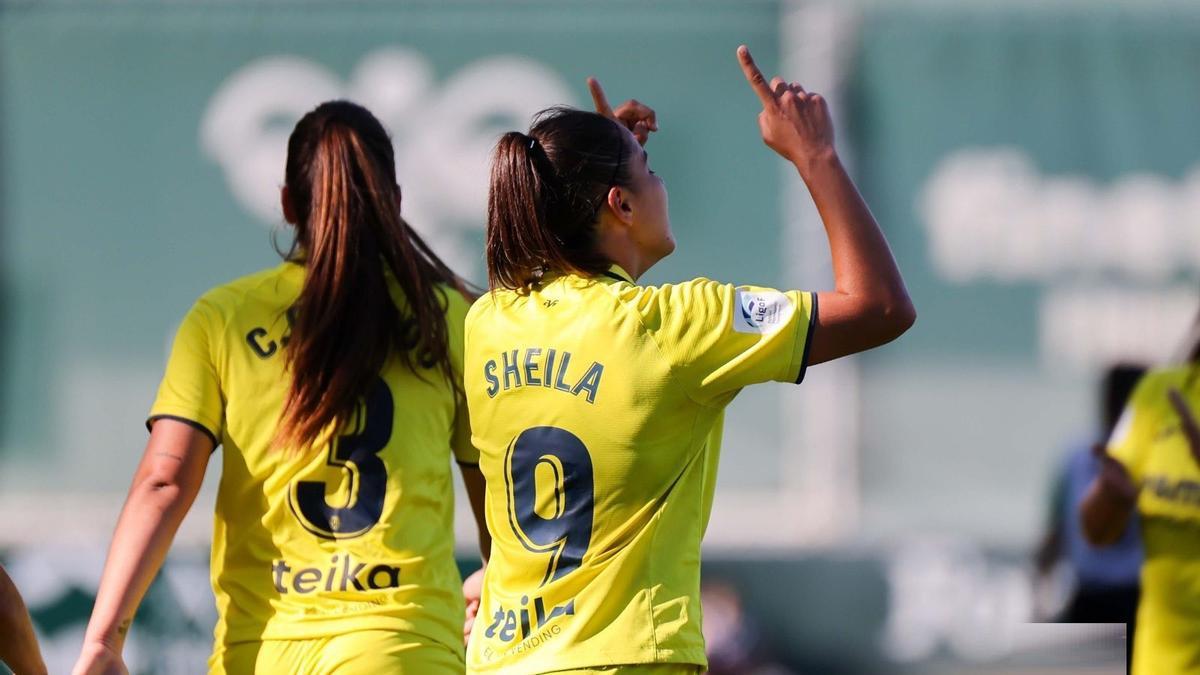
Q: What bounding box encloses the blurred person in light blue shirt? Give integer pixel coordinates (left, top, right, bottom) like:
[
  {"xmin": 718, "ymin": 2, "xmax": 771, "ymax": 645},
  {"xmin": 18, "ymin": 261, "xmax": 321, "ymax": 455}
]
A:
[{"xmin": 1035, "ymin": 364, "xmax": 1144, "ymax": 668}]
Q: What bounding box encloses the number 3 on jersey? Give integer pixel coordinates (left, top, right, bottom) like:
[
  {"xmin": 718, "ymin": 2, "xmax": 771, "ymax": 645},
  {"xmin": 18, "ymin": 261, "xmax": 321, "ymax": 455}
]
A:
[
  {"xmin": 504, "ymin": 426, "xmax": 594, "ymax": 585},
  {"xmin": 289, "ymin": 378, "xmax": 393, "ymax": 539}
]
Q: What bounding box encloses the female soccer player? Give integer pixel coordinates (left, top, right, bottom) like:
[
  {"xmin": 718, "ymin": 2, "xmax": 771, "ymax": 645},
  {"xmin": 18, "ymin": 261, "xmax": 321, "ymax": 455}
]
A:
[
  {"xmin": 463, "ymin": 46, "xmax": 915, "ymax": 674},
  {"xmin": 1081, "ymin": 316, "xmax": 1200, "ymax": 674},
  {"xmin": 72, "ymin": 100, "xmax": 488, "ymax": 675}
]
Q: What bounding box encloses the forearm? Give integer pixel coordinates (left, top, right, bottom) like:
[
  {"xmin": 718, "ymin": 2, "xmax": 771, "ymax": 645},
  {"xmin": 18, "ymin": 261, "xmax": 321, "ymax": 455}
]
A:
[
  {"xmin": 83, "ymin": 479, "xmax": 198, "ymax": 650},
  {"xmin": 1080, "ymin": 476, "xmax": 1137, "ymax": 547},
  {"xmin": 477, "ymin": 528, "xmax": 492, "ymax": 565},
  {"xmin": 798, "ymin": 153, "xmax": 911, "ymax": 319},
  {"xmin": 0, "ymin": 568, "xmax": 47, "ymax": 675}
]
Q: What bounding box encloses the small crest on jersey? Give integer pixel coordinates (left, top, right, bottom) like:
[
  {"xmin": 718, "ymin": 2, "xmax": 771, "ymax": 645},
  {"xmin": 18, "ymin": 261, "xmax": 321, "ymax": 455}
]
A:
[{"xmin": 733, "ymin": 290, "xmax": 793, "ymax": 334}]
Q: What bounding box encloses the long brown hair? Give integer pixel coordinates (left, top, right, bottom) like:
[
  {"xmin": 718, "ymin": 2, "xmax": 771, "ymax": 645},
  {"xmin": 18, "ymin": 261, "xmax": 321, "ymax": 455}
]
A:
[
  {"xmin": 276, "ymin": 100, "xmax": 467, "ymax": 451},
  {"xmin": 487, "ymin": 106, "xmax": 633, "ymax": 290}
]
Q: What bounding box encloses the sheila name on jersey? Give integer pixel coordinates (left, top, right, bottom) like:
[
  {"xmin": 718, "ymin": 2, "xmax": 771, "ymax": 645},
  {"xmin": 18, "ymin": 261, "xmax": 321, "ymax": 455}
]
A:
[{"xmin": 483, "ymin": 348, "xmax": 604, "ymax": 403}]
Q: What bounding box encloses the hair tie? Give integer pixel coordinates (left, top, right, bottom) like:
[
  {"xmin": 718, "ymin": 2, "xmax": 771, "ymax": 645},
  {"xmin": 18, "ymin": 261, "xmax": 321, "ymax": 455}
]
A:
[{"xmin": 528, "ymin": 136, "xmax": 538, "ymax": 150}]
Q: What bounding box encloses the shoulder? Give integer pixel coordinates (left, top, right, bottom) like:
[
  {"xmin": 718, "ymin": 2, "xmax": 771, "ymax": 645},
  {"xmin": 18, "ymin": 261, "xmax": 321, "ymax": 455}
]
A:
[
  {"xmin": 606, "ymin": 276, "xmax": 728, "ymax": 310},
  {"xmin": 434, "ymin": 283, "xmax": 472, "ymax": 321},
  {"xmin": 465, "ymin": 286, "xmax": 522, "ymax": 325},
  {"xmin": 181, "ymin": 263, "xmax": 299, "ymax": 337},
  {"xmin": 195, "ymin": 263, "xmax": 299, "ymax": 315},
  {"xmin": 1129, "ymin": 367, "xmax": 1188, "ymax": 407}
]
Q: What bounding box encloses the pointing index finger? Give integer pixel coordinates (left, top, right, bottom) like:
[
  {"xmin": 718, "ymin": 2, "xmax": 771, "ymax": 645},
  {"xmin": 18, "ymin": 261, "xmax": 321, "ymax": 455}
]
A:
[
  {"xmin": 587, "ymin": 77, "xmax": 615, "ymax": 119},
  {"xmin": 737, "ymin": 45, "xmax": 775, "ymax": 108}
]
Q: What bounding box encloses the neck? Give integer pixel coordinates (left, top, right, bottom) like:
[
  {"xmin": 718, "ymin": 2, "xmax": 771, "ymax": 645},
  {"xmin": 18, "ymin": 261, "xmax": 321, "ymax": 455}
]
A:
[{"xmin": 595, "ymin": 230, "xmax": 648, "ymax": 281}]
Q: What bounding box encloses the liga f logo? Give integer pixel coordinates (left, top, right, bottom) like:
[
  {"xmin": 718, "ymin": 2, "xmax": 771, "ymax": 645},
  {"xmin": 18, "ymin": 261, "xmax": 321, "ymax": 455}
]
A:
[{"xmin": 734, "ymin": 289, "xmax": 792, "ymax": 334}]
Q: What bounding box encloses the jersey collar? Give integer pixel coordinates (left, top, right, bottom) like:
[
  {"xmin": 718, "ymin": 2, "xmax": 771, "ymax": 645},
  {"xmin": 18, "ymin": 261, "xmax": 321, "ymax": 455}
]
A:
[{"xmin": 601, "ymin": 264, "xmax": 634, "ymax": 284}]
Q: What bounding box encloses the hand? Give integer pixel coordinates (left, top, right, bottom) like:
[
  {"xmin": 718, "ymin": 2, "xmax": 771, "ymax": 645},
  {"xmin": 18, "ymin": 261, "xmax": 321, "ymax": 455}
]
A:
[
  {"xmin": 462, "ymin": 566, "xmax": 485, "ymax": 644},
  {"xmin": 1168, "ymin": 388, "xmax": 1200, "ymax": 466},
  {"xmin": 588, "ymin": 77, "xmax": 658, "ymax": 145},
  {"xmin": 1091, "ymin": 441, "xmax": 1137, "ymax": 505},
  {"xmin": 737, "ymin": 45, "xmax": 835, "ymax": 167},
  {"xmin": 72, "ymin": 642, "xmax": 128, "ymax": 675}
]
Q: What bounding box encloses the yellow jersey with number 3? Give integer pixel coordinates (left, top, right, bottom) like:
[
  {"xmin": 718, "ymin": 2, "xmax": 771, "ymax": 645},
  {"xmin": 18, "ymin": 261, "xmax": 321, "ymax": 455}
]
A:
[
  {"xmin": 148, "ymin": 261, "xmax": 476, "ymax": 663},
  {"xmin": 464, "ymin": 265, "xmax": 815, "ymax": 674},
  {"xmin": 1107, "ymin": 365, "xmax": 1200, "ymax": 675}
]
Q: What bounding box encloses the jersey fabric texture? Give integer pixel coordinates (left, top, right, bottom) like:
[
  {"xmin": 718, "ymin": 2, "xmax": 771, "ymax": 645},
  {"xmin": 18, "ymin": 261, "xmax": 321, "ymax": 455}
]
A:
[
  {"xmin": 149, "ymin": 261, "xmax": 476, "ymax": 663},
  {"xmin": 1107, "ymin": 366, "xmax": 1200, "ymax": 675},
  {"xmin": 464, "ymin": 265, "xmax": 815, "ymax": 673},
  {"xmin": 214, "ymin": 629, "xmax": 463, "ymax": 674}
]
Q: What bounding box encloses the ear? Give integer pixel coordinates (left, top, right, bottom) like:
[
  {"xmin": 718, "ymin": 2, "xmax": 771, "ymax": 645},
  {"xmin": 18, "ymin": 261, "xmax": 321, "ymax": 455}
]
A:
[
  {"xmin": 280, "ymin": 186, "xmax": 298, "ymax": 225},
  {"xmin": 605, "ymin": 186, "xmax": 634, "ymax": 226}
]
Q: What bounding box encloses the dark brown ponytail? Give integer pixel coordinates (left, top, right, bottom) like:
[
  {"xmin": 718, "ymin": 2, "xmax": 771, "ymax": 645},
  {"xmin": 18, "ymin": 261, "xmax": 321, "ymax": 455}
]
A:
[
  {"xmin": 276, "ymin": 100, "xmax": 468, "ymax": 451},
  {"xmin": 487, "ymin": 106, "xmax": 633, "ymax": 290}
]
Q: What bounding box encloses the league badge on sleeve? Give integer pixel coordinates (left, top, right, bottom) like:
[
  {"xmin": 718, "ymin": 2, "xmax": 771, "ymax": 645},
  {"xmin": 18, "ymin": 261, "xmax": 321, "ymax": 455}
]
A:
[{"xmin": 732, "ymin": 289, "xmax": 794, "ymax": 334}]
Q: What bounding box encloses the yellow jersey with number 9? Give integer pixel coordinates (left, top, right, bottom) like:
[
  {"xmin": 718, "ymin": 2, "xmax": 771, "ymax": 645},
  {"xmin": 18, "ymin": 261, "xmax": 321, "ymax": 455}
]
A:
[
  {"xmin": 148, "ymin": 261, "xmax": 476, "ymax": 663},
  {"xmin": 1107, "ymin": 366, "xmax": 1200, "ymax": 675},
  {"xmin": 464, "ymin": 265, "xmax": 815, "ymax": 674}
]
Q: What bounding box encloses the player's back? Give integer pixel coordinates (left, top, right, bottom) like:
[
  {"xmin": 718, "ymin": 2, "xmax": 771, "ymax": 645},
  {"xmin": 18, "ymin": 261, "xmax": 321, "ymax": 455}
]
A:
[
  {"xmin": 465, "ymin": 265, "xmax": 815, "ymax": 673},
  {"xmin": 151, "ymin": 261, "xmax": 472, "ymax": 655}
]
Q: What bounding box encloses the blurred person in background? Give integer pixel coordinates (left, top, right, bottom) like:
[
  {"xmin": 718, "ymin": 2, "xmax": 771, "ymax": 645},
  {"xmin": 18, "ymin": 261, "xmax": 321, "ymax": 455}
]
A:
[
  {"xmin": 701, "ymin": 581, "xmax": 794, "ymax": 675},
  {"xmin": 1, "ymin": 563, "xmax": 47, "ymax": 675},
  {"xmin": 71, "ymin": 100, "xmax": 489, "ymax": 675},
  {"xmin": 1081, "ymin": 312, "xmax": 1200, "ymax": 674},
  {"xmin": 1034, "ymin": 363, "xmax": 1144, "ymax": 669},
  {"xmin": 463, "ymin": 46, "xmax": 913, "ymax": 673}
]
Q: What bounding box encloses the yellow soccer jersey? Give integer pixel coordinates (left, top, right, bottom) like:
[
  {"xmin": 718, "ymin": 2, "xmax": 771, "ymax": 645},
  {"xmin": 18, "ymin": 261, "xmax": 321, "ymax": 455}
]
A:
[
  {"xmin": 148, "ymin": 261, "xmax": 477, "ymax": 660},
  {"xmin": 464, "ymin": 265, "xmax": 815, "ymax": 673},
  {"xmin": 1107, "ymin": 366, "xmax": 1200, "ymax": 675}
]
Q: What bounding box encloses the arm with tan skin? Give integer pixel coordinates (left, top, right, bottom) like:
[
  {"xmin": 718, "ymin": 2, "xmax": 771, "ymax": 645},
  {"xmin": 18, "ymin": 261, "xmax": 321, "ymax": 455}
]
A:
[
  {"xmin": 738, "ymin": 46, "xmax": 914, "ymax": 363},
  {"xmin": 0, "ymin": 564, "xmax": 47, "ymax": 675},
  {"xmin": 71, "ymin": 420, "xmax": 212, "ymax": 675},
  {"xmin": 1079, "ymin": 441, "xmax": 1138, "ymax": 547},
  {"xmin": 460, "ymin": 465, "xmax": 490, "ymax": 642}
]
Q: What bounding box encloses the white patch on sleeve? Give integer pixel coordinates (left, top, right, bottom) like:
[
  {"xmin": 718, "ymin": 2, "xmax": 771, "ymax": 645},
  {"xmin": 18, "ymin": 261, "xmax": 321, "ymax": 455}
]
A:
[
  {"xmin": 732, "ymin": 290, "xmax": 794, "ymax": 334},
  {"xmin": 1107, "ymin": 405, "xmax": 1135, "ymax": 449}
]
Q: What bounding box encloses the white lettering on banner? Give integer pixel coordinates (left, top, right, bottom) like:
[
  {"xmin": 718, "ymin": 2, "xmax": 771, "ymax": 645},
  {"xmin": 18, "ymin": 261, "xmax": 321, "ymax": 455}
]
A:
[
  {"xmin": 919, "ymin": 148, "xmax": 1200, "ymax": 283},
  {"xmin": 919, "ymin": 148, "xmax": 1200, "ymax": 371},
  {"xmin": 1039, "ymin": 285, "xmax": 1199, "ymax": 371},
  {"xmin": 200, "ymin": 49, "xmax": 575, "ymax": 274}
]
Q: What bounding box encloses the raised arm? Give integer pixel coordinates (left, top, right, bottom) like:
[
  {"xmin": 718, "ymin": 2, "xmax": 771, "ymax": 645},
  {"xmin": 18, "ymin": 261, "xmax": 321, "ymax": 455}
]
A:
[
  {"xmin": 1079, "ymin": 441, "xmax": 1138, "ymax": 546},
  {"xmin": 0, "ymin": 564, "xmax": 47, "ymax": 675},
  {"xmin": 738, "ymin": 46, "xmax": 914, "ymax": 364},
  {"xmin": 72, "ymin": 420, "xmax": 212, "ymax": 675}
]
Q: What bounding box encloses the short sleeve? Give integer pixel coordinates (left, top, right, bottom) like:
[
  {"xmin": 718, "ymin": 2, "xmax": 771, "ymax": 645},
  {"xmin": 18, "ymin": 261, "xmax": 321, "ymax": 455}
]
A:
[
  {"xmin": 630, "ymin": 278, "xmax": 817, "ymax": 407},
  {"xmin": 1106, "ymin": 374, "xmax": 1162, "ymax": 484},
  {"xmin": 147, "ymin": 298, "xmax": 224, "ymax": 446},
  {"xmin": 445, "ymin": 287, "xmax": 480, "ymax": 465}
]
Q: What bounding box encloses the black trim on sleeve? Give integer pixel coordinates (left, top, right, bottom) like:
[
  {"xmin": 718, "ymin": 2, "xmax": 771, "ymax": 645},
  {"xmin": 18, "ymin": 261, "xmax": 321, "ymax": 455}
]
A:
[
  {"xmin": 456, "ymin": 459, "xmax": 481, "ymax": 467},
  {"xmin": 795, "ymin": 292, "xmax": 819, "ymax": 385},
  {"xmin": 146, "ymin": 415, "xmax": 220, "ymax": 452}
]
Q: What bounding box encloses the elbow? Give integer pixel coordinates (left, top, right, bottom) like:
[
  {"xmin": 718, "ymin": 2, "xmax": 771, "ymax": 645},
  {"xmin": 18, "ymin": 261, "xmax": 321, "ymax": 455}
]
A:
[
  {"xmin": 870, "ymin": 294, "xmax": 916, "ymax": 345},
  {"xmin": 886, "ymin": 295, "xmax": 917, "ymax": 338},
  {"xmin": 129, "ymin": 474, "xmax": 188, "ymax": 513}
]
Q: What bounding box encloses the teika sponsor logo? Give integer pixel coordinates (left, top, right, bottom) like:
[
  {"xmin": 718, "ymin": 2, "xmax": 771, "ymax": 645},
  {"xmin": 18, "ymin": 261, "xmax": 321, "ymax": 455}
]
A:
[{"xmin": 271, "ymin": 554, "xmax": 402, "ymax": 594}]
